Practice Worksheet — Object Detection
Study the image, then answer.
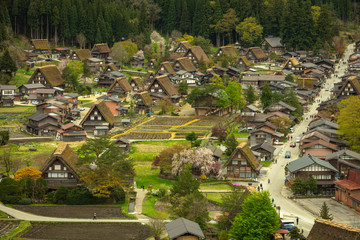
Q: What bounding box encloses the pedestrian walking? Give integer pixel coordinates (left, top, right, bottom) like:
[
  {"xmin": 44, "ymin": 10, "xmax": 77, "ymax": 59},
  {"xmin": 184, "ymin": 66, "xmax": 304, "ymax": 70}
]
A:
[
  {"xmin": 268, "ymin": 179, "xmax": 270, "ymax": 184},
  {"xmin": 296, "ymin": 217, "xmax": 299, "ymax": 225},
  {"xmin": 272, "ymin": 198, "xmax": 274, "ymax": 203},
  {"xmin": 93, "ymin": 213, "xmax": 97, "ymax": 220},
  {"xmin": 257, "ymin": 186, "xmax": 260, "ymax": 191},
  {"xmin": 260, "ymin": 183, "xmax": 262, "ymax": 188}
]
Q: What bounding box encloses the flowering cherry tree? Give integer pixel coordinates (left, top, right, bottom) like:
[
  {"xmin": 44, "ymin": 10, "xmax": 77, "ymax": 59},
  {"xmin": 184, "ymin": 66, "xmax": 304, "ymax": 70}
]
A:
[{"xmin": 172, "ymin": 148, "xmax": 219, "ymax": 176}]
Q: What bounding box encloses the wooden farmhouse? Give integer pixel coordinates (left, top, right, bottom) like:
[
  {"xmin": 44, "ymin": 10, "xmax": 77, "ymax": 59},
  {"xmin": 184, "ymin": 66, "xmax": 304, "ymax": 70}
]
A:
[
  {"xmin": 70, "ymin": 49, "xmax": 93, "ymax": 61},
  {"xmin": 26, "ymin": 112, "xmax": 60, "ymax": 136},
  {"xmin": 27, "ymin": 65, "xmax": 65, "ymax": 89},
  {"xmin": 287, "ymin": 155, "xmax": 338, "ymax": 195},
  {"xmin": 183, "ymin": 46, "xmax": 209, "ymax": 68},
  {"xmin": 147, "ymin": 75, "xmax": 180, "ymax": 103},
  {"xmin": 31, "ymin": 39, "xmax": 50, "ymax": 54},
  {"xmin": 170, "ymin": 41, "xmax": 192, "ymax": 60},
  {"xmin": 265, "ymin": 101, "xmax": 296, "ymax": 115},
  {"xmin": 245, "ymin": 47, "xmax": 267, "ymax": 63},
  {"xmin": 18, "ymin": 83, "xmax": 46, "ymax": 97},
  {"xmin": 40, "ymin": 142, "xmax": 80, "ymax": 188},
  {"xmin": 214, "ymin": 46, "xmax": 238, "ymax": 58},
  {"xmin": 224, "ymin": 142, "xmax": 263, "ymax": 179},
  {"xmin": 107, "ymin": 77, "xmax": 133, "ymax": 97},
  {"xmin": 172, "ymin": 57, "xmax": 197, "ymax": 73},
  {"xmin": 248, "ymin": 128, "xmax": 283, "ymax": 146},
  {"xmin": 251, "ymin": 142, "xmax": 276, "ymax": 161},
  {"xmin": 155, "ymin": 61, "xmax": 176, "ymax": 77},
  {"xmin": 103, "ymin": 63, "xmax": 120, "ymax": 73},
  {"xmin": 91, "ymin": 43, "xmax": 111, "ymax": 59},
  {"xmin": 134, "ymin": 91, "xmax": 153, "ymax": 115},
  {"xmin": 0, "ymin": 85, "xmax": 18, "ymax": 106},
  {"xmin": 261, "ymin": 37, "xmax": 285, "ymax": 55},
  {"xmin": 326, "ymin": 150, "xmax": 360, "ymax": 180},
  {"xmin": 80, "ymin": 99, "xmax": 115, "ymax": 136},
  {"xmin": 130, "ymin": 56, "xmax": 145, "ymax": 68},
  {"xmin": 237, "ymin": 56, "xmax": 251, "ymax": 71},
  {"xmin": 192, "ymin": 91, "xmax": 231, "ymax": 117},
  {"xmin": 336, "ymin": 76, "xmax": 360, "ymax": 99},
  {"xmin": 129, "ymin": 77, "xmax": 145, "ymax": 92},
  {"xmin": 148, "ymin": 59, "xmax": 157, "ymax": 69},
  {"xmin": 56, "ymin": 123, "xmax": 87, "ymax": 142}
]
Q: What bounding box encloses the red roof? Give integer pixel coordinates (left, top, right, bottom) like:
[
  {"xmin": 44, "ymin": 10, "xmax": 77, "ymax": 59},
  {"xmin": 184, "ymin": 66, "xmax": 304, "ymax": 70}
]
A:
[
  {"xmin": 275, "ymin": 229, "xmax": 289, "ymax": 234},
  {"xmin": 351, "ymin": 192, "xmax": 360, "ymax": 202},
  {"xmin": 334, "ymin": 179, "xmax": 360, "ymax": 191}
]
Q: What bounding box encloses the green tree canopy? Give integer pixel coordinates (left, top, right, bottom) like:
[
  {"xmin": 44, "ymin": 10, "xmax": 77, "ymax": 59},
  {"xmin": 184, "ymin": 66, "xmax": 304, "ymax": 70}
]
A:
[
  {"xmin": 245, "ymin": 85, "xmax": 257, "ymax": 104},
  {"xmin": 229, "ymin": 191, "xmax": 280, "ymax": 240},
  {"xmin": 260, "ymin": 83, "xmax": 272, "ymax": 109},
  {"xmin": 236, "ymin": 17, "xmax": 263, "ymax": 47},
  {"xmin": 337, "ymin": 96, "xmax": 360, "ymax": 152},
  {"xmin": 319, "ymin": 202, "xmax": 333, "ymax": 220}
]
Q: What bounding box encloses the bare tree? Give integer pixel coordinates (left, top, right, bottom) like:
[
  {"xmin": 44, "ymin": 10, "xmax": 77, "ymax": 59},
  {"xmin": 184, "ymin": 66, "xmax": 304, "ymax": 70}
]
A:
[
  {"xmin": 76, "ymin": 33, "xmax": 86, "ymax": 49},
  {"xmin": 148, "ymin": 219, "xmax": 165, "ymax": 240}
]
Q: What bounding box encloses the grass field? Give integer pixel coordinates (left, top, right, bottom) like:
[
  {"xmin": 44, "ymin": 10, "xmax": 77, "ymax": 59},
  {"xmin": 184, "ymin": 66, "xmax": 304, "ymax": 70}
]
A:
[
  {"xmin": 129, "ymin": 140, "xmax": 189, "ymax": 162},
  {"xmin": 11, "ymin": 68, "xmax": 34, "ymax": 87},
  {"xmin": 142, "ymin": 193, "xmax": 169, "ymax": 219},
  {"xmin": 203, "ymin": 192, "xmax": 231, "ymax": 204},
  {"xmin": 261, "ymin": 160, "xmax": 273, "ymax": 167},
  {"xmin": 0, "ymin": 106, "xmax": 35, "ymax": 114},
  {"xmin": 134, "ymin": 163, "xmax": 173, "ymax": 189},
  {"xmin": 199, "ymin": 183, "xmax": 232, "ymax": 191}
]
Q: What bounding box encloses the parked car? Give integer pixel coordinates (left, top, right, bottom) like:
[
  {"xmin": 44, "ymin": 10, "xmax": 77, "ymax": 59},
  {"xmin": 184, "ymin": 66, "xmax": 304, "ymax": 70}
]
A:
[
  {"xmin": 79, "ymin": 107, "xmax": 85, "ymax": 111},
  {"xmin": 290, "ymin": 142, "xmax": 296, "ymax": 148},
  {"xmin": 290, "ymin": 127, "xmax": 294, "ymax": 133},
  {"xmin": 282, "ymin": 220, "xmax": 295, "ymax": 231},
  {"xmin": 285, "ymin": 151, "xmax": 291, "ymax": 158},
  {"xmin": 325, "ymin": 87, "xmax": 329, "ymax": 91},
  {"xmin": 296, "ymin": 137, "xmax": 301, "ymax": 143}
]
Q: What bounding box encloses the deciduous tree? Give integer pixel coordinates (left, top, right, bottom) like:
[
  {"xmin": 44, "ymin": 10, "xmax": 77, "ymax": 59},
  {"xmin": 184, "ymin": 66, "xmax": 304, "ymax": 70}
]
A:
[
  {"xmin": 152, "ymin": 144, "xmax": 189, "ymax": 173},
  {"xmin": 229, "ymin": 191, "xmax": 280, "ymax": 240},
  {"xmin": 77, "ymin": 137, "xmax": 135, "ymax": 198},
  {"xmin": 14, "ymin": 166, "xmax": 42, "ymax": 181},
  {"xmin": 236, "ymin": 17, "xmax": 263, "ymax": 47},
  {"xmin": 110, "ymin": 42, "xmax": 128, "ymax": 65},
  {"xmin": 337, "ymin": 96, "xmax": 360, "ymax": 152}
]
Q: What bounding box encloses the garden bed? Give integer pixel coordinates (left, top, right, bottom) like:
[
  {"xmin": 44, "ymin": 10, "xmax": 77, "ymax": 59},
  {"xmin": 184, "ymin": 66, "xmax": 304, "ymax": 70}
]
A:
[
  {"xmin": 12, "ymin": 206, "xmax": 131, "ymax": 219},
  {"xmin": 20, "ymin": 222, "xmax": 152, "ymax": 240},
  {"xmin": 0, "ymin": 220, "xmax": 20, "ymax": 237},
  {"xmin": 145, "ymin": 117, "xmax": 195, "ymax": 126},
  {"xmin": 123, "ymin": 132, "xmax": 172, "ymax": 139}
]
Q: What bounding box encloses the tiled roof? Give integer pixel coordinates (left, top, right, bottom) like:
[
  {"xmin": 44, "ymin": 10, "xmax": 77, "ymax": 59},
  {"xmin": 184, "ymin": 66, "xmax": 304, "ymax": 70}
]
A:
[
  {"xmin": 263, "ymin": 37, "xmax": 283, "ymax": 48},
  {"xmin": 326, "ymin": 149, "xmax": 360, "ymax": 161},
  {"xmin": 287, "ymin": 155, "xmax": 338, "ymax": 173},
  {"xmin": 165, "ymin": 217, "xmax": 205, "ymax": 239}
]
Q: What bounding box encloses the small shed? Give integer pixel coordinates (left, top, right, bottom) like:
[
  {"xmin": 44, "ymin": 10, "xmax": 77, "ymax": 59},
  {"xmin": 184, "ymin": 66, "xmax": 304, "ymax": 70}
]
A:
[
  {"xmin": 165, "ymin": 217, "xmax": 205, "ymax": 240},
  {"xmin": 121, "ymin": 118, "xmax": 131, "ymax": 127},
  {"xmin": 115, "ymin": 137, "xmax": 130, "ymax": 152}
]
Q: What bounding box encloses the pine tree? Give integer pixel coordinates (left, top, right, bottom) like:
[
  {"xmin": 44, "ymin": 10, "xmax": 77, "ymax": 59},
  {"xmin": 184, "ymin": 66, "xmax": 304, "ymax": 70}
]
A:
[
  {"xmin": 261, "ymin": 83, "xmax": 272, "ymax": 109},
  {"xmin": 166, "ymin": 0, "xmax": 176, "ymax": 34},
  {"xmin": 317, "ymin": 3, "xmax": 333, "ymax": 45},
  {"xmin": 225, "ymin": 134, "xmax": 238, "ymax": 156},
  {"xmin": 319, "ymin": 202, "xmax": 333, "ymax": 220},
  {"xmin": 0, "ymin": 49, "xmax": 17, "ymax": 77},
  {"xmin": 52, "ymin": 6, "xmax": 60, "ymax": 47},
  {"xmin": 180, "ymin": 1, "xmax": 190, "ymax": 34},
  {"xmin": 245, "ymin": 85, "xmax": 257, "ymax": 104}
]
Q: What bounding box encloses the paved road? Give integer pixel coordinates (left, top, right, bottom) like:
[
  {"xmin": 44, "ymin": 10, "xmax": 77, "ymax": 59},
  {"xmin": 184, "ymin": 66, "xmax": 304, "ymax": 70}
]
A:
[{"xmin": 260, "ymin": 43, "xmax": 355, "ymax": 235}]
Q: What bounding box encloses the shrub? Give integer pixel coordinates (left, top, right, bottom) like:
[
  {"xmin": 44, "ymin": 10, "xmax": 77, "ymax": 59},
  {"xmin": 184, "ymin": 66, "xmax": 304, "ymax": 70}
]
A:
[
  {"xmin": 110, "ymin": 186, "xmax": 126, "ymax": 204},
  {"xmin": 55, "ymin": 186, "xmax": 68, "ymax": 204},
  {"xmin": 0, "ymin": 177, "xmax": 22, "ymax": 204},
  {"xmin": 18, "ymin": 198, "xmax": 32, "ymax": 205},
  {"xmin": 66, "ymin": 187, "xmax": 94, "ymax": 205},
  {"xmin": 46, "ymin": 191, "xmax": 56, "ymax": 204}
]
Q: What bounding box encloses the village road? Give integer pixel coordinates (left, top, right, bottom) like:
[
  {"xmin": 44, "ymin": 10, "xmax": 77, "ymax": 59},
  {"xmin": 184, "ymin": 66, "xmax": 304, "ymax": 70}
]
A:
[{"xmin": 261, "ymin": 43, "xmax": 356, "ymax": 236}]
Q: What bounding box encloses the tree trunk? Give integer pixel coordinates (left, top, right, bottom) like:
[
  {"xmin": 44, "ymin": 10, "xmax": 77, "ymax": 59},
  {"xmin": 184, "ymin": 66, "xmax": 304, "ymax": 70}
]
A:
[
  {"xmin": 46, "ymin": 15, "xmax": 49, "ymax": 39},
  {"xmin": 30, "ymin": 27, "xmax": 33, "ymax": 39},
  {"xmin": 54, "ymin": 26, "xmax": 58, "ymax": 47},
  {"xmin": 216, "ymin": 32, "xmax": 220, "ymax": 47},
  {"xmin": 14, "ymin": 16, "xmax": 16, "ymax": 35}
]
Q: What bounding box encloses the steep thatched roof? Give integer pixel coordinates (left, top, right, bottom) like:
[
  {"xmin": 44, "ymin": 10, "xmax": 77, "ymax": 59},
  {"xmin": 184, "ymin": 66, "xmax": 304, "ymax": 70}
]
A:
[
  {"xmin": 246, "ymin": 47, "xmax": 267, "ymax": 60},
  {"xmin": 80, "ymin": 99, "xmax": 115, "ymax": 125},
  {"xmin": 31, "ymin": 39, "xmax": 50, "ymax": 50},
  {"xmin": 129, "ymin": 77, "xmax": 145, "ymax": 90},
  {"xmin": 137, "ymin": 91, "xmax": 153, "ymax": 106},
  {"xmin": 173, "ymin": 57, "xmax": 197, "ymax": 72},
  {"xmin": 307, "ymin": 218, "xmax": 360, "ymax": 240},
  {"xmin": 215, "ymin": 46, "xmax": 238, "ymax": 58},
  {"xmin": 31, "ymin": 65, "xmax": 65, "ymax": 87},
  {"xmin": 156, "ymin": 62, "xmax": 176, "ymax": 76},
  {"xmin": 186, "ymin": 46, "xmax": 209, "ymax": 63},
  {"xmin": 73, "ymin": 49, "xmax": 92, "ymax": 61},
  {"xmin": 108, "ymin": 77, "xmax": 133, "ymax": 93},
  {"xmin": 225, "ymin": 142, "xmax": 261, "ymax": 170},
  {"xmin": 149, "ymin": 75, "xmax": 179, "ymax": 96},
  {"xmin": 40, "ymin": 142, "xmax": 79, "ymax": 173},
  {"xmin": 91, "ymin": 43, "xmax": 111, "ymax": 53}
]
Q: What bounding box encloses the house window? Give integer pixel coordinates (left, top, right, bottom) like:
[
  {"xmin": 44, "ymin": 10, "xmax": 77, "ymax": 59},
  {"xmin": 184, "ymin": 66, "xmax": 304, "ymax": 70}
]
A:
[
  {"xmin": 94, "ymin": 111, "xmax": 98, "ymax": 115},
  {"xmin": 64, "ymin": 167, "xmax": 67, "ymax": 170},
  {"xmin": 350, "ymin": 88, "xmax": 354, "ymax": 91},
  {"xmin": 131, "ymin": 83, "xmax": 135, "ymax": 87},
  {"xmin": 98, "ymin": 116, "xmax": 102, "ymax": 120},
  {"xmin": 49, "ymin": 167, "xmax": 52, "ymax": 171},
  {"xmin": 155, "ymin": 84, "xmax": 159, "ymax": 87},
  {"xmin": 151, "ymin": 89, "xmax": 155, "ymax": 92},
  {"xmin": 54, "ymin": 165, "xmax": 61, "ymax": 170},
  {"xmin": 238, "ymin": 153, "xmax": 241, "ymax": 158},
  {"xmin": 232, "ymin": 160, "xmax": 238, "ymax": 165},
  {"xmin": 159, "ymin": 89, "xmax": 163, "ymax": 93},
  {"xmin": 90, "ymin": 116, "xmax": 95, "ymax": 120},
  {"xmin": 241, "ymin": 160, "xmax": 247, "ymax": 165}
]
